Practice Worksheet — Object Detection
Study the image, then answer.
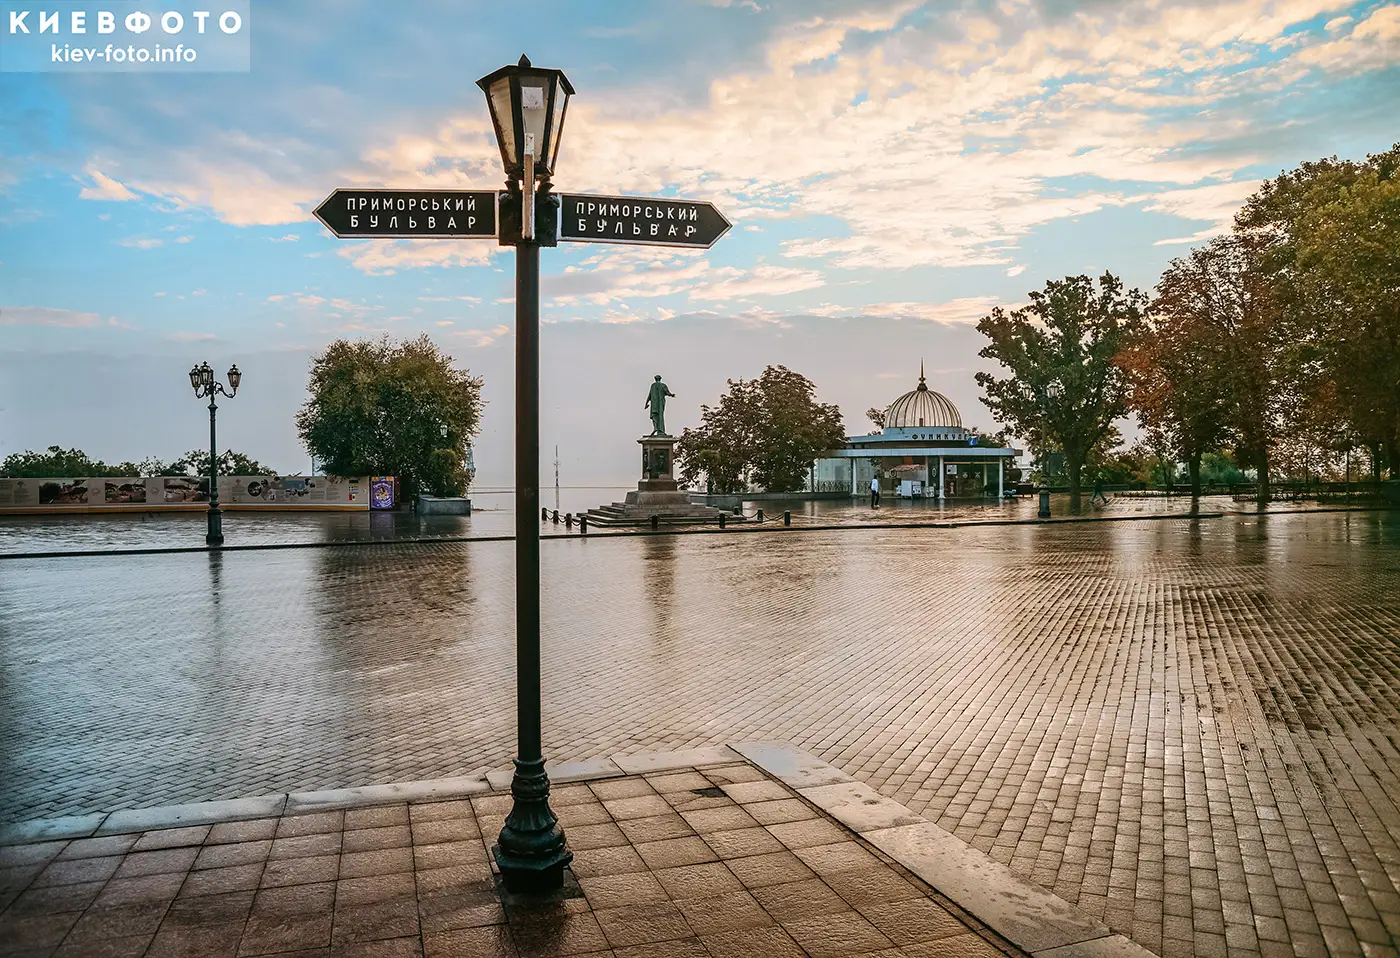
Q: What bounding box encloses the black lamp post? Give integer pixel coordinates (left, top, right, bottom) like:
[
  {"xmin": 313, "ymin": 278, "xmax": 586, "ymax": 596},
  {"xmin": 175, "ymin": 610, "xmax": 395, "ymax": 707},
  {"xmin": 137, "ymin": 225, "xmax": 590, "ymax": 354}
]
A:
[
  {"xmin": 188, "ymin": 361, "xmax": 241, "ymax": 545},
  {"xmin": 478, "ymin": 54, "xmax": 575, "ymax": 893},
  {"xmin": 1038, "ymin": 381, "xmax": 1062, "ymax": 519}
]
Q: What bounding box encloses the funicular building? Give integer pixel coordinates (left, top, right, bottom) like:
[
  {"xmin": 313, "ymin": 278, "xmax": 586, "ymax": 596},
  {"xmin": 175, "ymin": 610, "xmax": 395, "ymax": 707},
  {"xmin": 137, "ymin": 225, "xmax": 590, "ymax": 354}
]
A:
[{"xmin": 812, "ymin": 364, "xmax": 1020, "ymax": 499}]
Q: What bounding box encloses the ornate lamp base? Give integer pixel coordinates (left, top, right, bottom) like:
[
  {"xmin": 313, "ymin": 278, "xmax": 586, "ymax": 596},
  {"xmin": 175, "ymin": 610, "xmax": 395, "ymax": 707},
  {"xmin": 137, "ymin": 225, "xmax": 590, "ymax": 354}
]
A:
[{"xmin": 493, "ymin": 758, "xmax": 573, "ymax": 892}]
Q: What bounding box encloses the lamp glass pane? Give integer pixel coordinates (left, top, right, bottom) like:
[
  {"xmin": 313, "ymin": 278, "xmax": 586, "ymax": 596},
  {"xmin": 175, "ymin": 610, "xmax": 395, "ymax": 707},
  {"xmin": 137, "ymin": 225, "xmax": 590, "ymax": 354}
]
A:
[
  {"xmin": 520, "ymin": 76, "xmax": 549, "ymax": 164},
  {"xmin": 201, "ymin": 364, "xmax": 214, "ymax": 386},
  {"xmin": 189, "ymin": 368, "xmax": 200, "ymax": 389},
  {"xmin": 228, "ymin": 366, "xmax": 241, "ymax": 389},
  {"xmin": 548, "ymin": 87, "xmax": 568, "ymax": 172},
  {"xmin": 488, "ymin": 76, "xmax": 516, "ymax": 170}
]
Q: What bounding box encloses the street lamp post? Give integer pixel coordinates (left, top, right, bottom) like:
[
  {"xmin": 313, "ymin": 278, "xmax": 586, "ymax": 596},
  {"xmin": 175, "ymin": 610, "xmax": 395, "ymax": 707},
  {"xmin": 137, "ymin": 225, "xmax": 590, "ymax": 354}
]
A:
[
  {"xmin": 1038, "ymin": 381, "xmax": 1062, "ymax": 519},
  {"xmin": 478, "ymin": 54, "xmax": 575, "ymax": 893},
  {"xmin": 188, "ymin": 361, "xmax": 241, "ymax": 546}
]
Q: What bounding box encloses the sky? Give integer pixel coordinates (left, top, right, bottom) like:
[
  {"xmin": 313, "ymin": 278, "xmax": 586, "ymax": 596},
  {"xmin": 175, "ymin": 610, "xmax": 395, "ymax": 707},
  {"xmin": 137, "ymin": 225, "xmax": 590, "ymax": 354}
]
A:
[{"xmin": 1, "ymin": 0, "xmax": 1397, "ymax": 486}]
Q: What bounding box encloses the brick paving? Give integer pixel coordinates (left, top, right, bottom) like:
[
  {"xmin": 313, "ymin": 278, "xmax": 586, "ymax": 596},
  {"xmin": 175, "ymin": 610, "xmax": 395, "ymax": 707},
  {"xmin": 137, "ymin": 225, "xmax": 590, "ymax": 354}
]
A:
[
  {"xmin": 0, "ymin": 762, "xmax": 1018, "ymax": 957},
  {"xmin": 1, "ymin": 510, "xmax": 1399, "ymax": 955}
]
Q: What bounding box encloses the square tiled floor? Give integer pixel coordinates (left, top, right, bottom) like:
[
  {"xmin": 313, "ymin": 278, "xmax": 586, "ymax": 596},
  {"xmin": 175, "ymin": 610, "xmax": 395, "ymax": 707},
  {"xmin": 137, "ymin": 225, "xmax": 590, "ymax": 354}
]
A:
[{"xmin": 0, "ymin": 763, "xmax": 1022, "ymax": 957}]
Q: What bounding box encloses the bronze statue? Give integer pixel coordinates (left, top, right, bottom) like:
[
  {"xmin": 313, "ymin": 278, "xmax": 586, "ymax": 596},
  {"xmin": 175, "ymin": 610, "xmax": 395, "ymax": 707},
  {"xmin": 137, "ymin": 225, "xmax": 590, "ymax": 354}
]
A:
[{"xmin": 644, "ymin": 375, "xmax": 675, "ymax": 436}]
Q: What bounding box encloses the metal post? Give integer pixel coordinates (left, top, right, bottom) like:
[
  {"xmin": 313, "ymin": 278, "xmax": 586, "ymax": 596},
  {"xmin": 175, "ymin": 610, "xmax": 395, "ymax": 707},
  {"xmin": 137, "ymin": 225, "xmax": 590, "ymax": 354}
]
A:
[
  {"xmin": 783, "ymin": 510, "xmax": 791, "ymax": 526},
  {"xmin": 206, "ymin": 396, "xmax": 223, "ymax": 545},
  {"xmin": 494, "ymin": 162, "xmax": 572, "ymax": 892}
]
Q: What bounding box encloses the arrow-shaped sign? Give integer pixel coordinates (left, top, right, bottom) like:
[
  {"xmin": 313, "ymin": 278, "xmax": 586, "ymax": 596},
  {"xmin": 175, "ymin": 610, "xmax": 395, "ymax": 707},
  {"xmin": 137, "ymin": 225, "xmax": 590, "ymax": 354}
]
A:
[
  {"xmin": 558, "ymin": 194, "xmax": 731, "ymax": 249},
  {"xmin": 313, "ymin": 189, "xmax": 498, "ymax": 238}
]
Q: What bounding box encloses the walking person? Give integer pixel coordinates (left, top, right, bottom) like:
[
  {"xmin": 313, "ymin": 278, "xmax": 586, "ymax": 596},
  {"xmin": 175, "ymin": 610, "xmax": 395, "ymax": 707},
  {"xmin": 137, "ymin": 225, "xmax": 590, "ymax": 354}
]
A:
[
  {"xmin": 870, "ymin": 475, "xmax": 881, "ymax": 508},
  {"xmin": 1090, "ymin": 473, "xmax": 1109, "ymax": 507}
]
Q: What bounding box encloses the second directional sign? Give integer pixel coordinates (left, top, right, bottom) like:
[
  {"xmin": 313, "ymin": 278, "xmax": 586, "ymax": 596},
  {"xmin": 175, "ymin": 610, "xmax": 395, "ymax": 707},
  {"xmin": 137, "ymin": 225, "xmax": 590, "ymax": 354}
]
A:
[
  {"xmin": 559, "ymin": 194, "xmax": 731, "ymax": 249},
  {"xmin": 313, "ymin": 189, "xmax": 498, "ymax": 238}
]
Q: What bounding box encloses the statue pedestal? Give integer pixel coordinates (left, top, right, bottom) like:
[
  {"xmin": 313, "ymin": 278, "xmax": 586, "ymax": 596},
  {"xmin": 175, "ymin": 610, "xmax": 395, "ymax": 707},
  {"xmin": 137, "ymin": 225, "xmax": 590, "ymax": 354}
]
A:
[{"xmin": 583, "ymin": 434, "xmax": 745, "ymax": 527}]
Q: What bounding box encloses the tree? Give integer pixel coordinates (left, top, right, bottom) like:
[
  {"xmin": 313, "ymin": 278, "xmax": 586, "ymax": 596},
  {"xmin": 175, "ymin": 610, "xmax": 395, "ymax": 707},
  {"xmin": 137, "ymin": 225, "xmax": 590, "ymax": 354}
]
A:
[
  {"xmin": 675, "ymin": 365, "xmax": 845, "ymax": 493},
  {"xmin": 865, "ymin": 407, "xmax": 886, "ymax": 431},
  {"xmin": 295, "ymin": 334, "xmax": 484, "ymax": 499},
  {"xmin": 0, "ymin": 447, "xmax": 273, "ymax": 478},
  {"xmin": 1236, "ymin": 144, "xmax": 1400, "ymax": 486},
  {"xmin": 1122, "ymin": 254, "xmax": 1238, "ymax": 501},
  {"xmin": 166, "ymin": 449, "xmax": 277, "ymax": 477},
  {"xmin": 975, "ymin": 273, "xmax": 1147, "ymax": 512},
  {"xmin": 1, "ymin": 446, "xmax": 110, "ymax": 478}
]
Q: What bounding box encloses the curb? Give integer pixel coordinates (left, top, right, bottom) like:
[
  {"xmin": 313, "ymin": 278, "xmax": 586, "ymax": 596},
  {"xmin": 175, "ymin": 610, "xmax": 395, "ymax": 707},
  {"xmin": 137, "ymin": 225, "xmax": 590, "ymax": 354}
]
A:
[{"xmin": 1, "ymin": 742, "xmax": 1155, "ymax": 958}]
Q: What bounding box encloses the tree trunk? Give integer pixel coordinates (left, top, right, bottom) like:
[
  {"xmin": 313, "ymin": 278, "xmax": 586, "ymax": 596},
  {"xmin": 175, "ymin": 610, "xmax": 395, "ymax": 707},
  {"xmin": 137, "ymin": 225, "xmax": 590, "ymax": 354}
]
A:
[
  {"xmin": 1067, "ymin": 454, "xmax": 1083, "ymax": 514},
  {"xmin": 1256, "ymin": 445, "xmax": 1271, "ymax": 506}
]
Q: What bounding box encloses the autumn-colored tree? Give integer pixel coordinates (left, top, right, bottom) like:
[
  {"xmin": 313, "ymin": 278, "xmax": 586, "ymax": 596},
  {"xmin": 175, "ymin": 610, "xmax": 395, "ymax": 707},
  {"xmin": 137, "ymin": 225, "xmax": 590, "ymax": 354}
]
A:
[
  {"xmin": 1123, "ymin": 251, "xmax": 1239, "ymax": 501},
  {"xmin": 296, "ymin": 334, "xmax": 484, "ymax": 499},
  {"xmin": 675, "ymin": 366, "xmax": 845, "ymax": 494},
  {"xmin": 976, "ymin": 273, "xmax": 1147, "ymax": 512}
]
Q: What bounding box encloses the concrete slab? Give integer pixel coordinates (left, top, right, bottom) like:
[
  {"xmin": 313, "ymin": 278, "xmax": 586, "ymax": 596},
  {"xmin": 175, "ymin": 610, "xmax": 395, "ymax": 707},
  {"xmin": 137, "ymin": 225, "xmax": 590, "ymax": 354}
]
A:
[
  {"xmin": 0, "ymin": 813, "xmax": 105, "ymax": 846},
  {"xmin": 611, "ymin": 746, "xmax": 742, "ymax": 774},
  {"xmin": 864, "ymin": 821, "xmax": 1111, "ymax": 954},
  {"xmin": 97, "ymin": 794, "xmax": 286, "ymax": 835},
  {"xmin": 732, "ymin": 741, "xmax": 856, "ymax": 788},
  {"xmin": 286, "ymin": 774, "xmax": 490, "ymax": 813},
  {"xmin": 1033, "ymin": 935, "xmax": 1159, "ymax": 958},
  {"xmin": 797, "ymin": 779, "xmax": 927, "ymax": 831}
]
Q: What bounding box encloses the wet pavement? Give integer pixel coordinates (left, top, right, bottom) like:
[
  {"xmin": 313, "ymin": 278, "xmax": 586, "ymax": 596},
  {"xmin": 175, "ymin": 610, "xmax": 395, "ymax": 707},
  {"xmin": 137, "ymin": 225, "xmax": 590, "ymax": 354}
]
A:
[
  {"xmin": 1, "ymin": 509, "xmax": 1399, "ymax": 956},
  {"xmin": 0, "ymin": 756, "xmax": 1021, "ymax": 958},
  {"xmin": 0, "ymin": 490, "xmax": 1359, "ymax": 555}
]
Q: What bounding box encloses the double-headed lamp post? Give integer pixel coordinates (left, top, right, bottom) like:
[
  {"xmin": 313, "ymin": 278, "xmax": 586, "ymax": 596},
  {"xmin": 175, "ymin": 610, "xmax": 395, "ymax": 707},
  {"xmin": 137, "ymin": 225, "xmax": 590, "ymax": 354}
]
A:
[
  {"xmin": 1038, "ymin": 381, "xmax": 1063, "ymax": 519},
  {"xmin": 478, "ymin": 54, "xmax": 575, "ymax": 892},
  {"xmin": 187, "ymin": 361, "xmax": 241, "ymax": 546}
]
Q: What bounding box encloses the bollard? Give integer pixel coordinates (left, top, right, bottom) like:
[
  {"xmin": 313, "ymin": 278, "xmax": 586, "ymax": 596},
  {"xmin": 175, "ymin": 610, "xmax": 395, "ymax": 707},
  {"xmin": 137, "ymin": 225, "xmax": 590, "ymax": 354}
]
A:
[
  {"xmin": 1038, "ymin": 488, "xmax": 1051, "ymax": 519},
  {"xmin": 757, "ymin": 509, "xmax": 764, "ymax": 523},
  {"xmin": 650, "ymin": 515, "xmax": 659, "ymax": 530},
  {"xmin": 564, "ymin": 513, "xmax": 573, "ymax": 528},
  {"xmin": 542, "ymin": 507, "xmax": 549, "ymax": 521},
  {"xmin": 718, "ymin": 513, "xmax": 726, "ymax": 529},
  {"xmin": 733, "ymin": 505, "xmax": 741, "ymax": 515},
  {"xmin": 579, "ymin": 514, "xmax": 588, "ymax": 534},
  {"xmin": 552, "ymin": 510, "xmax": 560, "ymax": 524},
  {"xmin": 784, "ymin": 510, "xmax": 791, "ymax": 526}
]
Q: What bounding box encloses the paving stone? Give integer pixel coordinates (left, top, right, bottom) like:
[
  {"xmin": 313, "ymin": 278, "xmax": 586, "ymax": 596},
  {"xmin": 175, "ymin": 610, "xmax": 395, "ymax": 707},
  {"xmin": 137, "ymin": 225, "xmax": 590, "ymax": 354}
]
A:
[{"xmin": 4, "ymin": 511, "xmax": 1398, "ymax": 955}]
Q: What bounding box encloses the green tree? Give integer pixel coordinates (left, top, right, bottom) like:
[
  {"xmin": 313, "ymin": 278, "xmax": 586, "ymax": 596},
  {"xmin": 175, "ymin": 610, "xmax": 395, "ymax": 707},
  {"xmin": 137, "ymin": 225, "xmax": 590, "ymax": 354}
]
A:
[
  {"xmin": 676, "ymin": 365, "xmax": 845, "ymax": 494},
  {"xmin": 975, "ymin": 273, "xmax": 1147, "ymax": 512},
  {"xmin": 1, "ymin": 446, "xmax": 110, "ymax": 477},
  {"xmin": 1237, "ymin": 144, "xmax": 1400, "ymax": 485},
  {"xmin": 167, "ymin": 449, "xmax": 278, "ymax": 477},
  {"xmin": 295, "ymin": 334, "xmax": 484, "ymax": 499}
]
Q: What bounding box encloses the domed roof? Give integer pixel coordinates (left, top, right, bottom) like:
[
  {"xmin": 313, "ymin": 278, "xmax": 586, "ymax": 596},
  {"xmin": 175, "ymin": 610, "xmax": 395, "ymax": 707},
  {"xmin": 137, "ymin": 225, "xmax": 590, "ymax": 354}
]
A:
[{"xmin": 885, "ymin": 363, "xmax": 962, "ymax": 429}]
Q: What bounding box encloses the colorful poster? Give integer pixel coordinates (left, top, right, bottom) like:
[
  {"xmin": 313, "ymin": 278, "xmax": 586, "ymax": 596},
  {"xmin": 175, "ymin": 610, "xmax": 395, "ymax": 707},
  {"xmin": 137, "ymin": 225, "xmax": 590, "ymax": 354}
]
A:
[
  {"xmin": 163, "ymin": 477, "xmax": 207, "ymax": 502},
  {"xmin": 369, "ymin": 476, "xmax": 395, "ymax": 510},
  {"xmin": 105, "ymin": 479, "xmax": 147, "ymax": 503},
  {"xmin": 39, "ymin": 478, "xmax": 91, "ymax": 504}
]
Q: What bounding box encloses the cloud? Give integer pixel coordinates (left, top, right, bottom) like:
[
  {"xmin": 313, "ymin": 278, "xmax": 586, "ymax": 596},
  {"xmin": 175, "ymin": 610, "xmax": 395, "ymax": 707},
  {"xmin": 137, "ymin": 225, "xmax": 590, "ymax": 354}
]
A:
[
  {"xmin": 452, "ymin": 324, "xmax": 510, "ymax": 347},
  {"xmin": 0, "ymin": 306, "xmax": 103, "ymax": 328},
  {"xmin": 119, "ymin": 237, "xmax": 163, "ymax": 249},
  {"xmin": 168, "ymin": 331, "xmax": 217, "ymax": 341},
  {"xmin": 338, "ymin": 240, "xmax": 496, "ymax": 275},
  {"xmin": 270, "ymin": 234, "xmax": 300, "ymax": 242},
  {"xmin": 690, "ymin": 264, "xmax": 825, "ymax": 300},
  {"xmin": 1005, "ymin": 265, "xmax": 1026, "ymax": 277},
  {"xmin": 77, "ymin": 168, "xmax": 137, "ymax": 202},
  {"xmin": 1295, "ymin": 4, "xmax": 1400, "ymax": 72},
  {"xmin": 859, "ymin": 297, "xmax": 1004, "ymax": 325},
  {"xmin": 53, "ymin": 0, "xmax": 1396, "ymax": 280}
]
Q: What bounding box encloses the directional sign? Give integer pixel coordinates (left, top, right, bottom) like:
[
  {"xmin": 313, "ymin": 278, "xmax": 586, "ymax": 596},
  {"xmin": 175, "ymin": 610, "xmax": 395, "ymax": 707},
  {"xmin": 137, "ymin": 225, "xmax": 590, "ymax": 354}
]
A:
[
  {"xmin": 313, "ymin": 189, "xmax": 498, "ymax": 239},
  {"xmin": 559, "ymin": 194, "xmax": 731, "ymax": 249}
]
